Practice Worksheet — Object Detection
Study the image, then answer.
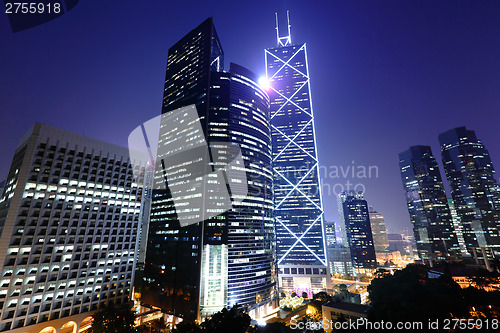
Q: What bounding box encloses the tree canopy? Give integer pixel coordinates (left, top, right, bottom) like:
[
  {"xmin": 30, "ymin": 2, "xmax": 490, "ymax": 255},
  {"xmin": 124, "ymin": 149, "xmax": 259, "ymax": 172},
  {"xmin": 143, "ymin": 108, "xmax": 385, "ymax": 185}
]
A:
[
  {"xmin": 88, "ymin": 303, "xmax": 137, "ymax": 333},
  {"xmin": 368, "ymin": 264, "xmax": 500, "ymax": 322}
]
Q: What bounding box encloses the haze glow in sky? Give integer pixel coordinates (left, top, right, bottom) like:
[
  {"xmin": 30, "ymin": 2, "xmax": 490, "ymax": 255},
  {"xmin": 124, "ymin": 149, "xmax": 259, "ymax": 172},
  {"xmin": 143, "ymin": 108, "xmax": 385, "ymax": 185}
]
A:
[{"xmin": 1, "ymin": 0, "xmax": 500, "ymax": 233}]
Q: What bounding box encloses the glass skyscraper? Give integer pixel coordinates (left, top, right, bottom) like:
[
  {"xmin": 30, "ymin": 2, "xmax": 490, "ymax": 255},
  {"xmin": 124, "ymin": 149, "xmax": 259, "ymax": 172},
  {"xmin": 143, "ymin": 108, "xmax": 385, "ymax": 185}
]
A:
[
  {"xmin": 399, "ymin": 145, "xmax": 461, "ymax": 262},
  {"xmin": 143, "ymin": 18, "xmax": 276, "ymax": 321},
  {"xmin": 265, "ymin": 12, "xmax": 328, "ymax": 296},
  {"xmin": 337, "ymin": 191, "xmax": 377, "ymax": 272},
  {"xmin": 439, "ymin": 127, "xmax": 500, "ymax": 264}
]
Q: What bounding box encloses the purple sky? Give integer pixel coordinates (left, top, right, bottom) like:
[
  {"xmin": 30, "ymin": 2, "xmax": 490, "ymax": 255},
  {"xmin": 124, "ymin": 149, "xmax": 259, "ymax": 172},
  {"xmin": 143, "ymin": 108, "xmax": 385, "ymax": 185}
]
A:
[{"xmin": 1, "ymin": 1, "xmax": 500, "ymax": 233}]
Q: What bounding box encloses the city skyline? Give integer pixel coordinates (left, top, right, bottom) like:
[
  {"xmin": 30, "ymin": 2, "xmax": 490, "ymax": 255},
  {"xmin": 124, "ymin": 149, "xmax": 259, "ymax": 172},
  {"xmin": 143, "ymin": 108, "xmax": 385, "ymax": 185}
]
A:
[{"xmin": 2, "ymin": 1, "xmax": 500, "ymax": 235}]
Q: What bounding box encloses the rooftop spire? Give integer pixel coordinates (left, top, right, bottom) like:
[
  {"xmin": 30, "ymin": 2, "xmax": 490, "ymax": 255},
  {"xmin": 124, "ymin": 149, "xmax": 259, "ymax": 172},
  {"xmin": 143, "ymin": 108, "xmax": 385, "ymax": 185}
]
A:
[{"xmin": 275, "ymin": 11, "xmax": 291, "ymax": 47}]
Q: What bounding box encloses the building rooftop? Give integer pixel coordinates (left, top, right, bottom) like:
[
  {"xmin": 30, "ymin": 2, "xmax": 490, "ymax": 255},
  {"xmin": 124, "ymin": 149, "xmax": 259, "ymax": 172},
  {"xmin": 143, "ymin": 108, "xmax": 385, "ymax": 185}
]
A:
[{"xmin": 323, "ymin": 301, "xmax": 370, "ymax": 315}]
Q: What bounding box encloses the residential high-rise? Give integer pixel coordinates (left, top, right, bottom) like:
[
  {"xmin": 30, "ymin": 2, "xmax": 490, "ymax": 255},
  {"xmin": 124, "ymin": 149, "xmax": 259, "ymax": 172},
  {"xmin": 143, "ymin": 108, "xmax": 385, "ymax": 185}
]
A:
[
  {"xmin": 399, "ymin": 145, "xmax": 461, "ymax": 262},
  {"xmin": 439, "ymin": 127, "xmax": 500, "ymax": 263},
  {"xmin": 368, "ymin": 207, "xmax": 389, "ymax": 253},
  {"xmin": 265, "ymin": 12, "xmax": 328, "ymax": 295},
  {"xmin": 0, "ymin": 123, "xmax": 143, "ymax": 332},
  {"xmin": 143, "ymin": 18, "xmax": 276, "ymax": 321},
  {"xmin": 337, "ymin": 191, "xmax": 377, "ymax": 273}
]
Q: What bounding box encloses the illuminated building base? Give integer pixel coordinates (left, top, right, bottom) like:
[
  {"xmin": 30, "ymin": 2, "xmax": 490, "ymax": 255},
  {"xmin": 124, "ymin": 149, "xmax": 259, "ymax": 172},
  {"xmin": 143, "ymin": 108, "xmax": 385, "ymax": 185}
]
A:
[
  {"xmin": 200, "ymin": 244, "xmax": 228, "ymax": 318},
  {"xmin": 278, "ymin": 265, "xmax": 331, "ymax": 296},
  {"xmin": 3, "ymin": 311, "xmax": 94, "ymax": 333},
  {"xmin": 247, "ymin": 297, "xmax": 279, "ymax": 321}
]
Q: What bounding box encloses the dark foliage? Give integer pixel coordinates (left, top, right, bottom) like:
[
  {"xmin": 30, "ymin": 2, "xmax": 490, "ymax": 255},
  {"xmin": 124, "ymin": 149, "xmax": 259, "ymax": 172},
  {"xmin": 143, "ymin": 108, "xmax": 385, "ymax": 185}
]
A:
[
  {"xmin": 368, "ymin": 263, "xmax": 500, "ymax": 322},
  {"xmin": 88, "ymin": 303, "xmax": 137, "ymax": 333}
]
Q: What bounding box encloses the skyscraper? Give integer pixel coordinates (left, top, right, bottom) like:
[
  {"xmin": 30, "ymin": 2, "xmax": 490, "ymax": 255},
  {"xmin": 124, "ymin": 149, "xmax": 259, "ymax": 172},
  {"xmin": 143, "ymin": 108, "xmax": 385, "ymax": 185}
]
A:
[
  {"xmin": 447, "ymin": 198, "xmax": 468, "ymax": 255},
  {"xmin": 399, "ymin": 145, "xmax": 461, "ymax": 262},
  {"xmin": 337, "ymin": 191, "xmax": 377, "ymax": 273},
  {"xmin": 265, "ymin": 12, "xmax": 328, "ymax": 295},
  {"xmin": 368, "ymin": 207, "xmax": 389, "ymax": 253},
  {"xmin": 324, "ymin": 222, "xmax": 354, "ymax": 277},
  {"xmin": 143, "ymin": 18, "xmax": 276, "ymax": 321},
  {"xmin": 439, "ymin": 127, "xmax": 500, "ymax": 264},
  {"xmin": 0, "ymin": 123, "xmax": 143, "ymax": 332}
]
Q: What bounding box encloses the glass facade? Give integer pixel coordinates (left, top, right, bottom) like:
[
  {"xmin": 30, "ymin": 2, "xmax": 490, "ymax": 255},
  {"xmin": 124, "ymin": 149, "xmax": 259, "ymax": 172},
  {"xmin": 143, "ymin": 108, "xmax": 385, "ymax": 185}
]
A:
[
  {"xmin": 337, "ymin": 191, "xmax": 377, "ymax": 270},
  {"xmin": 399, "ymin": 145, "xmax": 461, "ymax": 262},
  {"xmin": 265, "ymin": 16, "xmax": 327, "ymax": 294},
  {"xmin": 439, "ymin": 127, "xmax": 500, "ymax": 262},
  {"xmin": 144, "ymin": 18, "xmax": 275, "ymax": 321}
]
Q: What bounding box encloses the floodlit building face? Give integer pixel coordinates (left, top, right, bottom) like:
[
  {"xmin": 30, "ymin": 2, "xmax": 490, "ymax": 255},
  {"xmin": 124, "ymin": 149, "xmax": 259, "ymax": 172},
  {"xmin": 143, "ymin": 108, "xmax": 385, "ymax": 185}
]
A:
[
  {"xmin": 368, "ymin": 207, "xmax": 389, "ymax": 253},
  {"xmin": 265, "ymin": 12, "xmax": 328, "ymax": 296},
  {"xmin": 399, "ymin": 145, "xmax": 461, "ymax": 262},
  {"xmin": 337, "ymin": 191, "xmax": 377, "ymax": 272},
  {"xmin": 0, "ymin": 123, "xmax": 143, "ymax": 332},
  {"xmin": 439, "ymin": 127, "xmax": 500, "ymax": 263},
  {"xmin": 447, "ymin": 198, "xmax": 468, "ymax": 256},
  {"xmin": 143, "ymin": 18, "xmax": 276, "ymax": 321}
]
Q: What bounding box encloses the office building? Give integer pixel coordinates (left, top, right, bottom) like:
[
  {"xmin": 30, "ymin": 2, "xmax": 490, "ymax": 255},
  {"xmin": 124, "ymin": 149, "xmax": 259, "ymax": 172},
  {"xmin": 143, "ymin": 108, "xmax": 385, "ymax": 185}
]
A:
[
  {"xmin": 439, "ymin": 127, "xmax": 500, "ymax": 263},
  {"xmin": 143, "ymin": 18, "xmax": 276, "ymax": 321},
  {"xmin": 447, "ymin": 198, "xmax": 468, "ymax": 256},
  {"xmin": 337, "ymin": 191, "xmax": 377, "ymax": 273},
  {"xmin": 0, "ymin": 123, "xmax": 143, "ymax": 332},
  {"xmin": 265, "ymin": 12, "xmax": 329, "ymax": 295},
  {"xmin": 387, "ymin": 233, "xmax": 416, "ymax": 259},
  {"xmin": 324, "ymin": 221, "xmax": 336, "ymax": 248},
  {"xmin": 328, "ymin": 245, "xmax": 355, "ymax": 278},
  {"xmin": 368, "ymin": 207, "xmax": 389, "ymax": 253},
  {"xmin": 399, "ymin": 146, "xmax": 461, "ymax": 262},
  {"xmin": 325, "ymin": 221, "xmax": 354, "ymax": 277}
]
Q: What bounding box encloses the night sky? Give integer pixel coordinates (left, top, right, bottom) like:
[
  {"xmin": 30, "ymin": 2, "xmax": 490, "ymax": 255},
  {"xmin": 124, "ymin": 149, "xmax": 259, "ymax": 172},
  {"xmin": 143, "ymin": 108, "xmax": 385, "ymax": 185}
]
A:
[{"xmin": 1, "ymin": 1, "xmax": 500, "ymax": 233}]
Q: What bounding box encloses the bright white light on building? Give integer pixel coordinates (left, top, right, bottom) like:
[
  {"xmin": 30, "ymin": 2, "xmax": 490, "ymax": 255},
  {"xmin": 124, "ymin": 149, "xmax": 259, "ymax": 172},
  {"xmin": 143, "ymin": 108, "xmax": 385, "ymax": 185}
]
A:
[{"xmin": 258, "ymin": 77, "xmax": 270, "ymax": 91}]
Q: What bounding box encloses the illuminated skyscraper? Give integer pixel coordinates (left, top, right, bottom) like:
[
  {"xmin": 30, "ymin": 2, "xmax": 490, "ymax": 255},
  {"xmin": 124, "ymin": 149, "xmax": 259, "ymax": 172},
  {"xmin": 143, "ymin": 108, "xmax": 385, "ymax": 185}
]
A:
[
  {"xmin": 0, "ymin": 123, "xmax": 143, "ymax": 332},
  {"xmin": 143, "ymin": 18, "xmax": 276, "ymax": 321},
  {"xmin": 337, "ymin": 191, "xmax": 377, "ymax": 272},
  {"xmin": 447, "ymin": 198, "xmax": 468, "ymax": 255},
  {"xmin": 368, "ymin": 207, "xmax": 389, "ymax": 253},
  {"xmin": 265, "ymin": 12, "xmax": 328, "ymax": 295},
  {"xmin": 399, "ymin": 145, "xmax": 461, "ymax": 262},
  {"xmin": 439, "ymin": 127, "xmax": 500, "ymax": 264}
]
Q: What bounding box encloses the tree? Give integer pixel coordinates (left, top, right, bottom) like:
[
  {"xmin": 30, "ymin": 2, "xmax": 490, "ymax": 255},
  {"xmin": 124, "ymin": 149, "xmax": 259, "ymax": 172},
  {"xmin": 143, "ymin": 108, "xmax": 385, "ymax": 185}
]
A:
[
  {"xmin": 173, "ymin": 321, "xmax": 202, "ymax": 333},
  {"xmin": 88, "ymin": 303, "xmax": 137, "ymax": 333},
  {"xmin": 200, "ymin": 305, "xmax": 251, "ymax": 333},
  {"xmin": 312, "ymin": 291, "xmax": 331, "ymax": 303},
  {"xmin": 368, "ymin": 264, "xmax": 469, "ymax": 322}
]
